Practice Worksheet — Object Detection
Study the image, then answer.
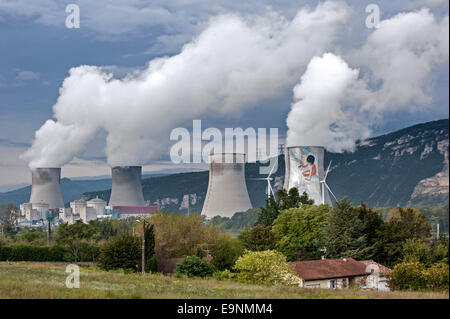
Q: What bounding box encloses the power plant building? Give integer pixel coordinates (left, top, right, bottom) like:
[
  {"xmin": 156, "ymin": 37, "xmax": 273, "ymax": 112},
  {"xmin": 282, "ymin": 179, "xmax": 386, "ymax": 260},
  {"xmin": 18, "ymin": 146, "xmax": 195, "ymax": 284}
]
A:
[
  {"xmin": 201, "ymin": 153, "xmax": 252, "ymax": 218},
  {"xmin": 284, "ymin": 146, "xmax": 331, "ymax": 205}
]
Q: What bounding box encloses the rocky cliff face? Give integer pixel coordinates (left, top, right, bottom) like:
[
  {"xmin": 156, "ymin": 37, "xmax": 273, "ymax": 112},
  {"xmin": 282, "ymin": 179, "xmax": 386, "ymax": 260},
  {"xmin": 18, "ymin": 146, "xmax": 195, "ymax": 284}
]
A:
[{"xmin": 409, "ymin": 139, "xmax": 449, "ymax": 206}]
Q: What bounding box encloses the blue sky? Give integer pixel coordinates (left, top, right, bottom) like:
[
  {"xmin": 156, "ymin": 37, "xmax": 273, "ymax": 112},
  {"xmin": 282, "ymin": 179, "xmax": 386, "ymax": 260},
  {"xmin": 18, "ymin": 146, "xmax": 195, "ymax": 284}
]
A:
[{"xmin": 0, "ymin": 0, "xmax": 448, "ymax": 188}]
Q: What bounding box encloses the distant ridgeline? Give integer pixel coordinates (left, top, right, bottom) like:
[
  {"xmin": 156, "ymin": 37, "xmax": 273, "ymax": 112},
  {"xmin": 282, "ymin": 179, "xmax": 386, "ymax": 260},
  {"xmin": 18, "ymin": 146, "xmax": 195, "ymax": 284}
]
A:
[{"xmin": 1, "ymin": 119, "xmax": 448, "ymax": 213}]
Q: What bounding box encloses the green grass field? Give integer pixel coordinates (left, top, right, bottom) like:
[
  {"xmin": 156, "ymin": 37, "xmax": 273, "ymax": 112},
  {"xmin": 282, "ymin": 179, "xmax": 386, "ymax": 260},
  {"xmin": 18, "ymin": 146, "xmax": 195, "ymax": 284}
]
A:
[{"xmin": 0, "ymin": 262, "xmax": 447, "ymax": 299}]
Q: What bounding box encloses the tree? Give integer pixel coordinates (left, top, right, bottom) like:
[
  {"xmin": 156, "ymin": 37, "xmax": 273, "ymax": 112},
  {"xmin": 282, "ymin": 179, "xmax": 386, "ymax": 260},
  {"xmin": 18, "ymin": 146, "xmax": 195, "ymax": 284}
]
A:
[
  {"xmin": 255, "ymin": 188, "xmax": 313, "ymax": 227},
  {"xmin": 233, "ymin": 250, "xmax": 301, "ymax": 286},
  {"xmin": 272, "ymin": 205, "xmax": 330, "ymax": 261},
  {"xmin": 0, "ymin": 203, "xmax": 19, "ymax": 238},
  {"xmin": 403, "ymin": 238, "xmax": 433, "ymax": 266},
  {"xmin": 357, "ymin": 203, "xmax": 385, "ymax": 260},
  {"xmin": 56, "ymin": 221, "xmax": 100, "ymax": 262},
  {"xmin": 143, "ymin": 223, "xmax": 157, "ymax": 272},
  {"xmin": 150, "ymin": 212, "xmax": 220, "ymax": 259},
  {"xmin": 378, "ymin": 207, "xmax": 432, "ymax": 267},
  {"xmin": 322, "ymin": 198, "xmax": 371, "ymax": 260},
  {"xmin": 238, "ymin": 225, "xmax": 275, "ymax": 252},
  {"xmin": 98, "ymin": 233, "xmax": 141, "ymax": 271},
  {"xmin": 17, "ymin": 229, "xmax": 47, "ymax": 244},
  {"xmin": 255, "ymin": 195, "xmax": 278, "ymax": 227},
  {"xmin": 209, "ymin": 234, "xmax": 243, "ymax": 271}
]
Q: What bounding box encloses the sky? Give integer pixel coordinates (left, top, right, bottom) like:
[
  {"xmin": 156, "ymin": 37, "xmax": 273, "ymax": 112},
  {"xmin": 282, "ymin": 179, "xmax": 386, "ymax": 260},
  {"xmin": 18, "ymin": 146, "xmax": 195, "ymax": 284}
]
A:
[{"xmin": 0, "ymin": 0, "xmax": 448, "ymax": 189}]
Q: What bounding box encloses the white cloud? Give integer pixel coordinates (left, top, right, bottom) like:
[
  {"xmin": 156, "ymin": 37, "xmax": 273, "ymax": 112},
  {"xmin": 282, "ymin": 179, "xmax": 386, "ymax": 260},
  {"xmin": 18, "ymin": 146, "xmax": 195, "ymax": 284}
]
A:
[
  {"xmin": 21, "ymin": 1, "xmax": 350, "ymax": 168},
  {"xmin": 286, "ymin": 9, "xmax": 449, "ymax": 151}
]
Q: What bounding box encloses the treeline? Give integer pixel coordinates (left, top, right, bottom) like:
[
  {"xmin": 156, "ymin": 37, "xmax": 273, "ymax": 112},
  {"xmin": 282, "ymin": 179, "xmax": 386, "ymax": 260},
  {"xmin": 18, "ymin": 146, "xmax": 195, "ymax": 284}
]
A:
[{"xmin": 1, "ymin": 195, "xmax": 448, "ymax": 291}]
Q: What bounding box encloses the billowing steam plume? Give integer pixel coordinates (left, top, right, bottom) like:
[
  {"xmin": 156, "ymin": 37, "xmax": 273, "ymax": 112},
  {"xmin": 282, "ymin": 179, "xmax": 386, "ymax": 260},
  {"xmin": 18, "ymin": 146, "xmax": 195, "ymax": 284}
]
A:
[
  {"xmin": 286, "ymin": 9, "xmax": 449, "ymax": 152},
  {"xmin": 22, "ymin": 1, "xmax": 349, "ymax": 168}
]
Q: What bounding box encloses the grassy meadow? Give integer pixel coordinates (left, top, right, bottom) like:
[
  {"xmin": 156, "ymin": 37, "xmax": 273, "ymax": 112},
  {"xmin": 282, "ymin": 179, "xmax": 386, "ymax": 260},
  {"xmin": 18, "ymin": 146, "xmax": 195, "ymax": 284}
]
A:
[{"xmin": 0, "ymin": 262, "xmax": 448, "ymax": 299}]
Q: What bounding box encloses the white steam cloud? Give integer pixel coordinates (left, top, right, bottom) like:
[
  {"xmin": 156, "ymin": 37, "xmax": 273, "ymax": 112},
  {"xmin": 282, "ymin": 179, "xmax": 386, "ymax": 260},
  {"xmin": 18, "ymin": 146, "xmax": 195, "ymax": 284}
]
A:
[
  {"xmin": 286, "ymin": 9, "xmax": 449, "ymax": 151},
  {"xmin": 22, "ymin": 1, "xmax": 349, "ymax": 168}
]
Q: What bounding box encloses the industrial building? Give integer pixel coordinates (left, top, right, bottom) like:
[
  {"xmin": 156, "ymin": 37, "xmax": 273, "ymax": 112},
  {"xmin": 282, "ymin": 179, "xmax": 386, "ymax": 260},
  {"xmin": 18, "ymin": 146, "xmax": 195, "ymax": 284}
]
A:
[
  {"xmin": 19, "ymin": 165, "xmax": 157, "ymax": 226},
  {"xmin": 201, "ymin": 153, "xmax": 252, "ymax": 218}
]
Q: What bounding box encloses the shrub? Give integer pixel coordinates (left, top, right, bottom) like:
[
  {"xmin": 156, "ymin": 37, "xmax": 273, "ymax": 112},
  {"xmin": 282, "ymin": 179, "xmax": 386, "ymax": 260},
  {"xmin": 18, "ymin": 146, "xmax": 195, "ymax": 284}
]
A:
[
  {"xmin": 174, "ymin": 256, "xmax": 215, "ymax": 278},
  {"xmin": 390, "ymin": 262, "xmax": 449, "ymax": 291},
  {"xmin": 233, "ymin": 250, "xmax": 301, "ymax": 286},
  {"xmin": 238, "ymin": 225, "xmax": 275, "ymax": 252},
  {"xmin": 213, "ymin": 269, "xmax": 237, "ymax": 281},
  {"xmin": 422, "ymin": 263, "xmax": 449, "ymax": 291},
  {"xmin": 209, "ymin": 236, "xmax": 243, "ymax": 271},
  {"xmin": 390, "ymin": 262, "xmax": 426, "ymax": 291},
  {"xmin": 98, "ymin": 234, "xmax": 141, "ymax": 271}
]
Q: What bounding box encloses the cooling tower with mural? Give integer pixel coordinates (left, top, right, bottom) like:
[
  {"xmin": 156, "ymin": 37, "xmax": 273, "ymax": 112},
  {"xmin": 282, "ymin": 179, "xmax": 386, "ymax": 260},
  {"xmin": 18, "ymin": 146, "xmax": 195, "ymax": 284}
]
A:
[{"xmin": 284, "ymin": 146, "xmax": 332, "ymax": 205}]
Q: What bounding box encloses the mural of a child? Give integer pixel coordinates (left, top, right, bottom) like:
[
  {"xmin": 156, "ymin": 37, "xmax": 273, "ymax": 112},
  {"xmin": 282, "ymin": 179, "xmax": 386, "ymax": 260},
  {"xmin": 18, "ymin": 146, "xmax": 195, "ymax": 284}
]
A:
[{"xmin": 299, "ymin": 154, "xmax": 317, "ymax": 182}]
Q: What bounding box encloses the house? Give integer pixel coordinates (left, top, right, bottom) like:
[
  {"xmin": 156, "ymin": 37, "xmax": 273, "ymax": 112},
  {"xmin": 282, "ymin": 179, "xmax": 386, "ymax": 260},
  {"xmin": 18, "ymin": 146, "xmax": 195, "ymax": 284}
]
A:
[{"xmin": 291, "ymin": 258, "xmax": 378, "ymax": 289}]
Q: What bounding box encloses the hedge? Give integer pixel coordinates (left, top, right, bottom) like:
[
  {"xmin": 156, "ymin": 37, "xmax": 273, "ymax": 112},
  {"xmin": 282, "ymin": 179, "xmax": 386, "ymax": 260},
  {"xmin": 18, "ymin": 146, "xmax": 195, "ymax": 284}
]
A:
[
  {"xmin": 0, "ymin": 243, "xmax": 100, "ymax": 262},
  {"xmin": 0, "ymin": 244, "xmax": 66, "ymax": 262}
]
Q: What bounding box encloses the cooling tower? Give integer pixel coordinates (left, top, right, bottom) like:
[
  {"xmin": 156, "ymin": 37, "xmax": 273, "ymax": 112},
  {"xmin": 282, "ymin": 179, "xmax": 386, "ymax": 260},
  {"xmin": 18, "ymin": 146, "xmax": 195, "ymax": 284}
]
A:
[
  {"xmin": 284, "ymin": 146, "xmax": 331, "ymax": 205},
  {"xmin": 29, "ymin": 168, "xmax": 64, "ymax": 209},
  {"xmin": 108, "ymin": 166, "xmax": 145, "ymax": 207},
  {"xmin": 201, "ymin": 153, "xmax": 252, "ymax": 218}
]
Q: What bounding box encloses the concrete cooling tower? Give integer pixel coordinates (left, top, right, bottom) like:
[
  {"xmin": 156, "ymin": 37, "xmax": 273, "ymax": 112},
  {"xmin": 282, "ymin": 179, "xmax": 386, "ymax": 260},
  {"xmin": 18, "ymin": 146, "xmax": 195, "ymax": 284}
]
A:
[
  {"xmin": 284, "ymin": 146, "xmax": 332, "ymax": 205},
  {"xmin": 108, "ymin": 166, "xmax": 145, "ymax": 207},
  {"xmin": 29, "ymin": 168, "xmax": 64, "ymax": 209},
  {"xmin": 201, "ymin": 153, "xmax": 252, "ymax": 218}
]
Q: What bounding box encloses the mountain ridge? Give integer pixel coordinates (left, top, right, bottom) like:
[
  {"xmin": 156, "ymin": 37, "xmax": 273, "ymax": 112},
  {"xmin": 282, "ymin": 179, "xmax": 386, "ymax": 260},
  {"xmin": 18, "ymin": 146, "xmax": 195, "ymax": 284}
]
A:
[{"xmin": 1, "ymin": 119, "xmax": 448, "ymax": 210}]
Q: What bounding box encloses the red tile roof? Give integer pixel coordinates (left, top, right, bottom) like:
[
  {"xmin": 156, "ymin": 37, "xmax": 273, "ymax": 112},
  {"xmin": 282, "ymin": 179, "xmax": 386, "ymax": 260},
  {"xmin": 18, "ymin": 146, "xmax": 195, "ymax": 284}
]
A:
[
  {"xmin": 112, "ymin": 206, "xmax": 159, "ymax": 213},
  {"xmin": 291, "ymin": 258, "xmax": 368, "ymax": 280}
]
